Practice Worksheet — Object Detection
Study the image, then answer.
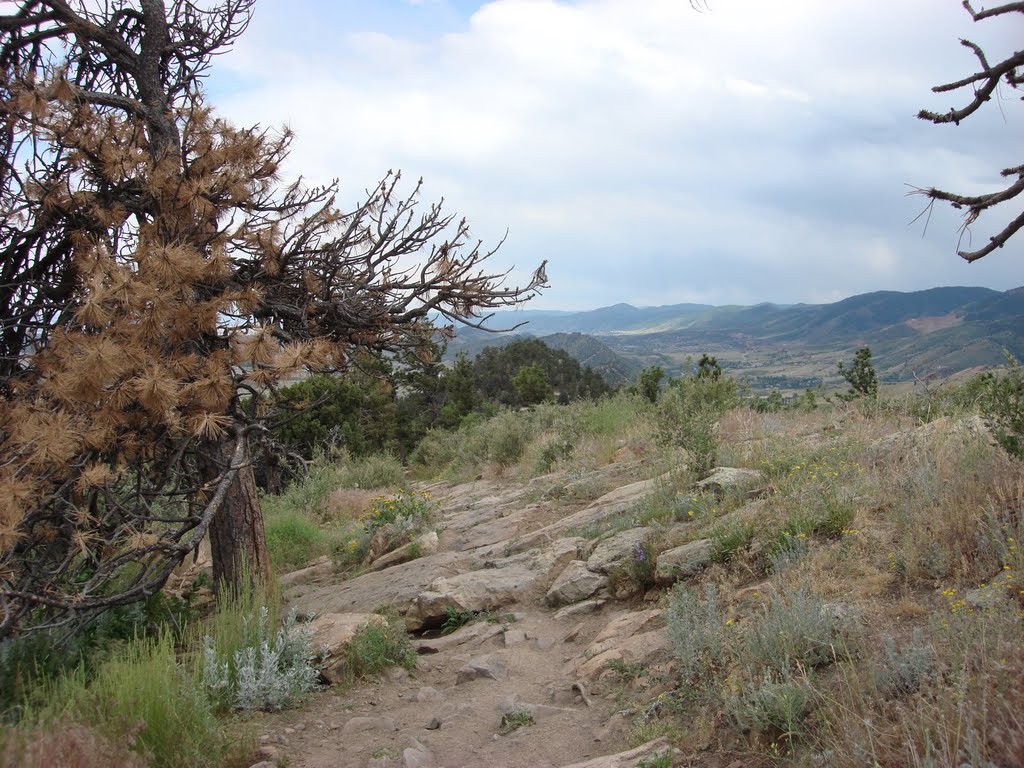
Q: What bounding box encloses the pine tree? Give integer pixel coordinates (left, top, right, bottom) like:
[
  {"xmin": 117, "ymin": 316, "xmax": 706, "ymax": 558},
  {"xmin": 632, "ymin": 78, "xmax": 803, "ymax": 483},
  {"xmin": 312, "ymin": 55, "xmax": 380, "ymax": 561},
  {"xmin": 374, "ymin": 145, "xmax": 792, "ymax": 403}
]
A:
[{"xmin": 0, "ymin": 1, "xmax": 545, "ymax": 639}]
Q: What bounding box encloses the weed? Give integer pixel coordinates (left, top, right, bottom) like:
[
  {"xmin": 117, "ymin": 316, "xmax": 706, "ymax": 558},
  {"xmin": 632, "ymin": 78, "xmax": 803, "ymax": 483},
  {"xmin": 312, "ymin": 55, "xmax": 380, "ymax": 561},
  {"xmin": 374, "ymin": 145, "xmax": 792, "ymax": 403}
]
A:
[
  {"xmin": 744, "ymin": 584, "xmax": 845, "ymax": 674},
  {"xmin": 334, "ymin": 615, "xmax": 416, "ymax": 685},
  {"xmin": 362, "ymin": 490, "xmax": 435, "ymax": 535},
  {"xmin": 498, "ymin": 709, "xmax": 535, "ymax": 735},
  {"xmin": 667, "ymin": 583, "xmax": 729, "ymax": 689},
  {"xmin": 711, "ymin": 521, "xmax": 755, "ymax": 564},
  {"xmin": 730, "ymin": 669, "xmax": 813, "ymax": 751},
  {"xmin": 441, "ymin": 606, "xmax": 477, "ymax": 635},
  {"xmin": 606, "ymin": 659, "xmax": 647, "ymax": 682},
  {"xmin": 263, "ymin": 511, "xmax": 327, "ymax": 573},
  {"xmin": 30, "ymin": 631, "xmax": 249, "ymax": 768},
  {"xmin": 636, "ymin": 750, "xmax": 673, "ymax": 768},
  {"xmin": 874, "ymin": 630, "xmax": 934, "ymax": 697},
  {"xmin": 0, "ymin": 718, "xmax": 149, "ymax": 768}
]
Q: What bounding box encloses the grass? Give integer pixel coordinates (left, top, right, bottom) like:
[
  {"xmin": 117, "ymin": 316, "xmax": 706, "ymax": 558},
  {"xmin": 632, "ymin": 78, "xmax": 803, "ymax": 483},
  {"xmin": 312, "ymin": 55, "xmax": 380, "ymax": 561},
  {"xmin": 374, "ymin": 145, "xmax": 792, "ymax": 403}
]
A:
[
  {"xmin": 329, "ymin": 613, "xmax": 416, "ymax": 686},
  {"xmin": 498, "ymin": 709, "xmax": 535, "ymax": 735},
  {"xmin": 7, "ymin": 376, "xmax": 1023, "ymax": 767},
  {"xmin": 24, "ymin": 631, "xmax": 251, "ymax": 768},
  {"xmin": 411, "ymin": 392, "xmax": 659, "ymax": 481}
]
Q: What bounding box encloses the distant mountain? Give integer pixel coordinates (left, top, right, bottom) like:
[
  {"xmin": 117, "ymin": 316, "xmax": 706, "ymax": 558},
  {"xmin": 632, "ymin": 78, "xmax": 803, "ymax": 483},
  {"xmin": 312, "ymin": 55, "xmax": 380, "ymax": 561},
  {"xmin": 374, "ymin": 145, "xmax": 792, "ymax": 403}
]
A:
[{"xmin": 450, "ymin": 286, "xmax": 1023, "ymax": 392}]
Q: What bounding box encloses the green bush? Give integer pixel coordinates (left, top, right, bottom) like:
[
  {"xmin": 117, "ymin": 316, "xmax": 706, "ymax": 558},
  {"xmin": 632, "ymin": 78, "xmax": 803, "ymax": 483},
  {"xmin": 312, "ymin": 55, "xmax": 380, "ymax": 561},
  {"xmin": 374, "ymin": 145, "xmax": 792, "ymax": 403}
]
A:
[
  {"xmin": 977, "ymin": 355, "xmax": 1024, "ymax": 458},
  {"xmin": 837, "ymin": 346, "xmax": 879, "ymax": 400},
  {"xmin": 333, "ymin": 614, "xmax": 416, "ymax": 685},
  {"xmin": 32, "ymin": 632, "xmax": 245, "ymax": 768},
  {"xmin": 657, "ymin": 373, "xmax": 738, "ymax": 477}
]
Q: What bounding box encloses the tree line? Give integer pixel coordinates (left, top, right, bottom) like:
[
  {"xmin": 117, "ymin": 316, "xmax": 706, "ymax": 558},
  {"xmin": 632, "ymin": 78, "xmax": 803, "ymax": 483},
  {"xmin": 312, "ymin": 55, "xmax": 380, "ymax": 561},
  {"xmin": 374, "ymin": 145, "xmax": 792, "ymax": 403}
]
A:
[{"xmin": 266, "ymin": 337, "xmax": 612, "ymax": 486}]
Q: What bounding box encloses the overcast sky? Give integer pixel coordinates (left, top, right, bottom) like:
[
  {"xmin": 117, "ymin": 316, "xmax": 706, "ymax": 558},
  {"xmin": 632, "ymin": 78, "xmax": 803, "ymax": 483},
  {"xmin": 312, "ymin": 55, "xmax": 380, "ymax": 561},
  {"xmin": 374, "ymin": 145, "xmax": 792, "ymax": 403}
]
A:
[{"xmin": 208, "ymin": 0, "xmax": 1022, "ymax": 311}]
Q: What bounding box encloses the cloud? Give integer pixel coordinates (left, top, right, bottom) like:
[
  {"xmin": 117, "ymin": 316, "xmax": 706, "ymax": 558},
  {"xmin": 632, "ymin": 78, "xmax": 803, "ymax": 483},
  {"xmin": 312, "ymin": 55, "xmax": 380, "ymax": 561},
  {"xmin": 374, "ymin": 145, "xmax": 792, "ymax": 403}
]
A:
[{"xmin": 210, "ymin": 0, "xmax": 1022, "ymax": 310}]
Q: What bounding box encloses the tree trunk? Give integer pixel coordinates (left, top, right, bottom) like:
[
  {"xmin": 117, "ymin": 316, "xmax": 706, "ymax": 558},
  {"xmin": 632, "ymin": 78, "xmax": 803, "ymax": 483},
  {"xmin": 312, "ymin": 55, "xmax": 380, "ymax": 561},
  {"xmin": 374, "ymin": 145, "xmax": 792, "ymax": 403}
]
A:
[{"xmin": 200, "ymin": 434, "xmax": 271, "ymax": 594}]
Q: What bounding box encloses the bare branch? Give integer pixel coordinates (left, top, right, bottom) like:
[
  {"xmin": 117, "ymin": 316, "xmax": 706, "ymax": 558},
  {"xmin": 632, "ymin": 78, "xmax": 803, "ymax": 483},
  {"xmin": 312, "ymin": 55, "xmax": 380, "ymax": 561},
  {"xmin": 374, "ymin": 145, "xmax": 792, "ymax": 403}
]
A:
[{"xmin": 915, "ymin": 2, "xmax": 1023, "ymax": 261}]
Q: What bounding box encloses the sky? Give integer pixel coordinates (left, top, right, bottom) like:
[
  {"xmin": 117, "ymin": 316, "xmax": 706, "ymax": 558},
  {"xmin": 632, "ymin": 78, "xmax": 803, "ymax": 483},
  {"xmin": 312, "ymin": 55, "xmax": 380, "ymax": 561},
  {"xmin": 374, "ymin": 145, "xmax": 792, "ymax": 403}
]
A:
[{"xmin": 207, "ymin": 0, "xmax": 1023, "ymax": 311}]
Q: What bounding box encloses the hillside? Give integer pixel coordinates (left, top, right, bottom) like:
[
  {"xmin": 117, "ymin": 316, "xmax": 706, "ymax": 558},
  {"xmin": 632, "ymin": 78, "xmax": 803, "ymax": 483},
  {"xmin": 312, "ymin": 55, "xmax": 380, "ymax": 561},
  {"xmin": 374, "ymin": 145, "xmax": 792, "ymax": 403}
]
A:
[
  {"xmin": 253, "ymin": 391, "xmax": 1023, "ymax": 767},
  {"xmin": 456, "ymin": 286, "xmax": 1024, "ymax": 392}
]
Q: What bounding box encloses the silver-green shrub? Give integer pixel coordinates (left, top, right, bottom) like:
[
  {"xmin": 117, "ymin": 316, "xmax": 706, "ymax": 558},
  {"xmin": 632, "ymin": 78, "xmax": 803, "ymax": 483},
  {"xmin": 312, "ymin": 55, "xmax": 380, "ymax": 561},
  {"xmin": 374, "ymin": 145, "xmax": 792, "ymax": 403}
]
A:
[
  {"xmin": 744, "ymin": 585, "xmax": 844, "ymax": 674},
  {"xmin": 667, "ymin": 582, "xmax": 728, "ymax": 685},
  {"xmin": 202, "ymin": 607, "xmax": 319, "ymax": 711}
]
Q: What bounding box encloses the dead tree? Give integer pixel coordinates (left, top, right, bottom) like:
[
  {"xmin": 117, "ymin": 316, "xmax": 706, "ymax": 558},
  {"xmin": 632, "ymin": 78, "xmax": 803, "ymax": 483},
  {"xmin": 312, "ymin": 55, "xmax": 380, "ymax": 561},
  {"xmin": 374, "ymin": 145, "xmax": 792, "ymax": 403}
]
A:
[
  {"xmin": 0, "ymin": 1, "xmax": 546, "ymax": 640},
  {"xmin": 915, "ymin": 1, "xmax": 1024, "ymax": 262}
]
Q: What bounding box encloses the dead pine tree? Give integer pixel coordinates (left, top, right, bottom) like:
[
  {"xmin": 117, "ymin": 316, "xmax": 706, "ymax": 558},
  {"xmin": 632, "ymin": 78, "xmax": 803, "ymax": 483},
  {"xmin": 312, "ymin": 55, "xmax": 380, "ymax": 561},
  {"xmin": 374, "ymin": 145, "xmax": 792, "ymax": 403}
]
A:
[{"xmin": 0, "ymin": 0, "xmax": 546, "ymax": 640}]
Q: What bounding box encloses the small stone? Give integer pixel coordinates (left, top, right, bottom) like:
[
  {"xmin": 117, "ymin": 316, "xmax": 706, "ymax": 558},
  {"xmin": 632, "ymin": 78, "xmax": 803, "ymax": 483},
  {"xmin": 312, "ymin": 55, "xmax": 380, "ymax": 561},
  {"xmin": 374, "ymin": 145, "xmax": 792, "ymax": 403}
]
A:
[
  {"xmin": 456, "ymin": 653, "xmax": 508, "ymax": 684},
  {"xmin": 253, "ymin": 745, "xmax": 280, "ymax": 762},
  {"xmin": 292, "ymin": 723, "xmax": 306, "ymax": 732},
  {"xmin": 533, "ymin": 636, "xmax": 556, "ymax": 651},
  {"xmin": 341, "ymin": 716, "xmax": 397, "ymax": 735},
  {"xmin": 553, "ymin": 599, "xmax": 606, "ymax": 620},
  {"xmin": 503, "ymin": 628, "xmax": 528, "ymax": 646},
  {"xmin": 425, "ymin": 717, "xmax": 442, "ymax": 730},
  {"xmin": 653, "ymin": 539, "xmax": 713, "ymax": 585},
  {"xmin": 416, "ymin": 686, "xmax": 445, "ymax": 703}
]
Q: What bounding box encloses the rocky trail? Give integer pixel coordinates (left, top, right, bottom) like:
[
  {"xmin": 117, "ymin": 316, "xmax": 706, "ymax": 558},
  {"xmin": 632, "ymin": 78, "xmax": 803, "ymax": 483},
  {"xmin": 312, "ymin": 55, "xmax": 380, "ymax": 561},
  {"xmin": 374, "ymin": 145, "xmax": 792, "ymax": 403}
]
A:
[{"xmin": 249, "ymin": 458, "xmax": 725, "ymax": 768}]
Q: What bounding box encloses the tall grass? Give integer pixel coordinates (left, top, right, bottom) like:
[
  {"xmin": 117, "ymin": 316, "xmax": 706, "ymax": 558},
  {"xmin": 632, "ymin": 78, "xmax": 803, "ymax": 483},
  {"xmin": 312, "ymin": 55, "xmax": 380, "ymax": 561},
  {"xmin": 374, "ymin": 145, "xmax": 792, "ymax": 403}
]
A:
[
  {"xmin": 25, "ymin": 631, "xmax": 250, "ymax": 768},
  {"xmin": 260, "ymin": 451, "xmax": 404, "ymax": 572},
  {"xmin": 411, "ymin": 392, "xmax": 657, "ymax": 481}
]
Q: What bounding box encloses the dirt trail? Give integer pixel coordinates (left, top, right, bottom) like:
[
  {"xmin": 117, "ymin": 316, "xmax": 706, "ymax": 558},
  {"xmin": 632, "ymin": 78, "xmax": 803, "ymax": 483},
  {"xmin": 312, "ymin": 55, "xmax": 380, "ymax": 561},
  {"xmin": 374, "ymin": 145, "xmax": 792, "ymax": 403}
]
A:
[{"xmin": 260, "ymin": 463, "xmax": 678, "ymax": 768}]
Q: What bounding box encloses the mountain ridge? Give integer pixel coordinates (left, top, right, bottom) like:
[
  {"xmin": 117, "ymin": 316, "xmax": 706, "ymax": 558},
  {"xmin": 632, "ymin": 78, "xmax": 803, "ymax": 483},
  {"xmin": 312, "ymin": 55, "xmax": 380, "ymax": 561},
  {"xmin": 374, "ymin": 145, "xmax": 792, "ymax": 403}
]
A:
[{"xmin": 450, "ymin": 286, "xmax": 1023, "ymax": 391}]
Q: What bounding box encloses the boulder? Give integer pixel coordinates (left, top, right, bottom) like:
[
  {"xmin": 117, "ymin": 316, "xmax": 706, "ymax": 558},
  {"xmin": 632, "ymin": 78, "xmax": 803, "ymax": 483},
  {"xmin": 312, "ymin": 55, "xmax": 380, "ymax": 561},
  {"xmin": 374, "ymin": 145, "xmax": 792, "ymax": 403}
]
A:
[
  {"xmin": 456, "ymin": 653, "xmax": 508, "ymax": 684},
  {"xmin": 585, "ymin": 609, "xmax": 663, "ymax": 659},
  {"xmin": 869, "ymin": 415, "xmax": 994, "ymax": 463},
  {"xmin": 695, "ymin": 467, "xmax": 765, "ymax": 495},
  {"xmin": 307, "ymin": 613, "xmax": 389, "ymax": 685},
  {"xmin": 277, "ymin": 556, "xmax": 334, "ymax": 587},
  {"xmin": 510, "ymin": 475, "xmax": 670, "ymax": 552},
  {"xmin": 287, "ymin": 551, "xmax": 469, "ymax": 620},
  {"xmin": 553, "ymin": 599, "xmax": 607, "ymax": 620},
  {"xmin": 586, "ymin": 528, "xmax": 654, "ymax": 575},
  {"xmin": 557, "ymin": 737, "xmax": 673, "ymax": 768},
  {"xmin": 575, "ymin": 630, "xmax": 670, "ymax": 681},
  {"xmin": 366, "ymin": 531, "xmax": 439, "ymax": 572},
  {"xmin": 414, "ymin": 621, "xmax": 505, "ymax": 654},
  {"xmin": 407, "ymin": 565, "xmax": 540, "ymax": 630},
  {"xmin": 546, "ymin": 560, "xmax": 609, "ymax": 607},
  {"xmin": 653, "ymin": 538, "xmax": 713, "ymax": 585}
]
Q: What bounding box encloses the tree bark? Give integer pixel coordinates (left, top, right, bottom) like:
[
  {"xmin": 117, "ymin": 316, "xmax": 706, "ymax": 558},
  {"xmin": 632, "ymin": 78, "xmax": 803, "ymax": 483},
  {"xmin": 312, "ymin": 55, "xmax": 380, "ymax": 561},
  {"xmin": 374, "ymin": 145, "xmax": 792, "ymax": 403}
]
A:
[{"xmin": 200, "ymin": 434, "xmax": 271, "ymax": 593}]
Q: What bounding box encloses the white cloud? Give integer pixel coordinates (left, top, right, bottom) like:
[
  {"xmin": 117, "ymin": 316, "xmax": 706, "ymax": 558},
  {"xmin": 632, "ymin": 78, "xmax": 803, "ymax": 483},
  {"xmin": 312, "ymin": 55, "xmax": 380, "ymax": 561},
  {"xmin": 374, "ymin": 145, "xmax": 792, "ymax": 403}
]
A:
[{"xmin": 210, "ymin": 0, "xmax": 1022, "ymax": 310}]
